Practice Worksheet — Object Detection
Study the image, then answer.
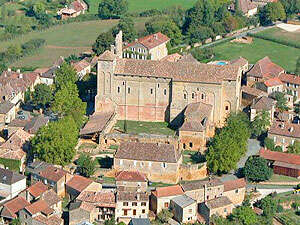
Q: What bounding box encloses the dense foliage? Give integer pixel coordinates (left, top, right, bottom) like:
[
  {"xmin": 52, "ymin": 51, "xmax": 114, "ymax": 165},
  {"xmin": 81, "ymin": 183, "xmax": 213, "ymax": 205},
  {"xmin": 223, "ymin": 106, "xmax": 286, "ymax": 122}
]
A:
[
  {"xmin": 206, "ymin": 112, "xmax": 251, "ymax": 174},
  {"xmin": 32, "ymin": 83, "xmax": 53, "ymax": 109},
  {"xmin": 287, "ymin": 141, "xmax": 300, "ymax": 154},
  {"xmin": 251, "ymin": 110, "xmax": 271, "ymax": 137},
  {"xmin": 92, "ymin": 31, "xmax": 114, "ymax": 55},
  {"xmin": 258, "ymin": 2, "xmax": 286, "ymax": 25},
  {"xmin": 244, "ymin": 156, "xmax": 272, "ymax": 182},
  {"xmin": 98, "ymin": 0, "xmax": 128, "ymax": 19},
  {"xmin": 77, "ymin": 153, "xmax": 96, "ymax": 177}
]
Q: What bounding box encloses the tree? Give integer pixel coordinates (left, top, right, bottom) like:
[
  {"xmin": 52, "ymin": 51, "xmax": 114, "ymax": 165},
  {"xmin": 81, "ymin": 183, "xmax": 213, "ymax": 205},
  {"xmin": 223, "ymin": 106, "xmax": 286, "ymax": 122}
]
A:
[
  {"xmin": 187, "ymin": 25, "xmax": 214, "ymax": 44},
  {"xmin": 264, "ymin": 137, "xmax": 275, "ymax": 150},
  {"xmin": 231, "ymin": 205, "xmax": 258, "ymax": 225},
  {"xmin": 273, "ymin": 92, "xmax": 289, "ymax": 111},
  {"xmin": 11, "ymin": 218, "xmax": 21, "ymax": 225},
  {"xmin": 296, "ymin": 57, "xmax": 300, "ymax": 75},
  {"xmin": 223, "ymin": 15, "xmax": 238, "ymax": 32},
  {"xmin": 206, "ymin": 112, "xmax": 250, "ymax": 174},
  {"xmin": 31, "ymin": 116, "xmax": 78, "ymax": 166},
  {"xmin": 185, "ymin": 0, "xmax": 205, "ymax": 30},
  {"xmin": 244, "ymin": 156, "xmax": 272, "ymax": 182},
  {"xmin": 77, "ymin": 153, "xmax": 96, "ymax": 177},
  {"xmin": 287, "ymin": 141, "xmax": 300, "ymax": 154},
  {"xmin": 156, "ymin": 209, "xmax": 173, "ymax": 224},
  {"xmin": 104, "ymin": 216, "xmax": 116, "ymax": 225},
  {"xmin": 98, "ymin": 0, "xmax": 128, "ymax": 19},
  {"xmin": 145, "ymin": 16, "xmax": 182, "ymax": 46},
  {"xmin": 251, "ymin": 110, "xmax": 271, "ymax": 137},
  {"xmin": 113, "ymin": 17, "xmax": 137, "ymax": 42},
  {"xmin": 191, "ymin": 47, "xmax": 214, "ymax": 61},
  {"xmin": 203, "ymin": 0, "xmax": 215, "ymax": 26},
  {"xmin": 279, "ymin": 0, "xmax": 300, "ymax": 17},
  {"xmin": 259, "ymin": 2, "xmax": 286, "ymax": 25},
  {"xmin": 257, "ymin": 195, "xmax": 278, "ymax": 218},
  {"xmin": 92, "ymin": 31, "xmax": 114, "ymax": 56},
  {"xmin": 32, "ymin": 84, "xmax": 53, "ymax": 109},
  {"xmin": 55, "ymin": 62, "xmax": 78, "ymax": 90}
]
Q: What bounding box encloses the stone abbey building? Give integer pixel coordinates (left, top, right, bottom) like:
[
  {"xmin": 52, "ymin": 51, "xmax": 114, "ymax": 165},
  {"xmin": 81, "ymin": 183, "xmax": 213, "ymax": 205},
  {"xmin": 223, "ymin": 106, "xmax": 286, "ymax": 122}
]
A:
[{"xmin": 95, "ymin": 32, "xmax": 243, "ymax": 128}]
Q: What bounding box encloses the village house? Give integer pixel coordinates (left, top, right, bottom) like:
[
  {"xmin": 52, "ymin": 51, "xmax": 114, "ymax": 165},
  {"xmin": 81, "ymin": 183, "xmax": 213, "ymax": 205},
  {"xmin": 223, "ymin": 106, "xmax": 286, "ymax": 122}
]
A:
[
  {"xmin": 123, "ymin": 32, "xmax": 170, "ymax": 61},
  {"xmin": 129, "ymin": 218, "xmax": 151, "ymax": 225},
  {"xmin": 230, "ymin": 57, "xmax": 249, "ymax": 76},
  {"xmin": 6, "ymin": 117, "xmax": 31, "ymax": 137},
  {"xmin": 223, "ymin": 178, "xmax": 246, "ymax": 205},
  {"xmin": 114, "ymin": 142, "xmax": 182, "ymax": 183},
  {"xmin": 256, "ymin": 77, "xmax": 284, "ymax": 95},
  {"xmin": 26, "ymin": 161, "xmax": 51, "ymax": 182},
  {"xmin": 0, "ymin": 129, "xmax": 32, "ymax": 172},
  {"xmin": 150, "ymin": 185, "xmax": 184, "ymax": 214},
  {"xmin": 24, "ymin": 115, "xmax": 49, "ymax": 134},
  {"xmin": 66, "ymin": 175, "xmax": 102, "ymax": 200},
  {"xmin": 229, "ymin": 0, "xmax": 258, "ymax": 16},
  {"xmin": 250, "ymin": 96, "xmax": 276, "ymax": 122},
  {"xmin": 116, "ymin": 170, "xmax": 148, "ymax": 192},
  {"xmin": 241, "ymin": 85, "xmax": 268, "ymax": 106},
  {"xmin": 24, "ymin": 181, "xmax": 48, "ymax": 203},
  {"xmin": 35, "ymin": 67, "xmax": 57, "ymax": 86},
  {"xmin": 199, "ymin": 196, "xmax": 234, "ymax": 224},
  {"xmin": 170, "ymin": 194, "xmax": 197, "ymax": 223},
  {"xmin": 279, "ymin": 73, "xmax": 300, "ymax": 102},
  {"xmin": 0, "ymin": 196, "xmax": 30, "ymax": 222},
  {"xmin": 178, "ymin": 102, "xmax": 215, "ymax": 152},
  {"xmin": 57, "ymin": 0, "xmax": 88, "ymax": 19},
  {"xmin": 0, "ymin": 101, "xmax": 15, "ymax": 126},
  {"xmin": 268, "ymin": 121, "xmax": 300, "ymax": 151},
  {"xmin": 75, "ymin": 190, "xmax": 116, "ymax": 223},
  {"xmin": 247, "ymin": 56, "xmax": 284, "ymax": 87},
  {"xmin": 71, "ymin": 59, "xmax": 91, "ymax": 80},
  {"xmin": 260, "ymin": 148, "xmax": 300, "ymax": 178},
  {"xmin": 96, "ymin": 32, "xmax": 242, "ymax": 129},
  {"xmin": 115, "ymin": 191, "xmax": 149, "ymax": 224},
  {"xmin": 69, "ymin": 201, "xmax": 96, "ymax": 225},
  {"xmin": 180, "ymin": 178, "xmax": 224, "ymax": 203},
  {"xmin": 0, "ymin": 168, "xmax": 26, "ymax": 203}
]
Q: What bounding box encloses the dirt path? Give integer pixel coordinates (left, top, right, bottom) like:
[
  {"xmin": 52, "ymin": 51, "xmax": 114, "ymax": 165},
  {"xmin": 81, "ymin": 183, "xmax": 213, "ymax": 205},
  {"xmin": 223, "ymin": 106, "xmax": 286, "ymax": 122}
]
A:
[{"xmin": 45, "ymin": 45, "xmax": 91, "ymax": 50}]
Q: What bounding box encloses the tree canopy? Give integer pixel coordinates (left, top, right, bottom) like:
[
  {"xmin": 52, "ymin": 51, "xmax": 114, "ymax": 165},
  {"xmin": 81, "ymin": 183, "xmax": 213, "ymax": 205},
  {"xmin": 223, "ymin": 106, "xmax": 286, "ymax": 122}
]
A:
[
  {"xmin": 92, "ymin": 31, "xmax": 114, "ymax": 56},
  {"xmin": 98, "ymin": 0, "xmax": 128, "ymax": 19},
  {"xmin": 77, "ymin": 153, "xmax": 96, "ymax": 177},
  {"xmin": 113, "ymin": 17, "xmax": 137, "ymax": 42},
  {"xmin": 287, "ymin": 141, "xmax": 300, "ymax": 154},
  {"xmin": 244, "ymin": 156, "xmax": 272, "ymax": 182},
  {"xmin": 31, "ymin": 116, "xmax": 78, "ymax": 166},
  {"xmin": 273, "ymin": 92, "xmax": 289, "ymax": 112},
  {"xmin": 231, "ymin": 205, "xmax": 258, "ymax": 225},
  {"xmin": 259, "ymin": 2, "xmax": 286, "ymax": 25},
  {"xmin": 32, "ymin": 83, "xmax": 53, "ymax": 109},
  {"xmin": 251, "ymin": 110, "xmax": 271, "ymax": 137}
]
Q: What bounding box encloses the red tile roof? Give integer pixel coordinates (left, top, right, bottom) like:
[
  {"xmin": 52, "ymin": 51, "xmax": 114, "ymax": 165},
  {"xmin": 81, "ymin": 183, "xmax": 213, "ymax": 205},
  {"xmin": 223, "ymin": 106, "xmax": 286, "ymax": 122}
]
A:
[
  {"xmin": 70, "ymin": 0, "xmax": 87, "ymax": 12},
  {"xmin": 223, "ymin": 178, "xmax": 246, "ymax": 192},
  {"xmin": 33, "ymin": 214, "xmax": 63, "ymax": 225},
  {"xmin": 27, "ymin": 181, "xmax": 48, "ymax": 198},
  {"xmin": 152, "ymin": 185, "xmax": 183, "ymax": 198},
  {"xmin": 268, "ymin": 121, "xmax": 300, "ymax": 139},
  {"xmin": 264, "ymin": 77, "xmax": 283, "ymax": 87},
  {"xmin": 1, "ymin": 196, "xmax": 30, "ymax": 219},
  {"xmin": 72, "ymin": 59, "xmax": 90, "ymax": 73},
  {"xmin": 25, "ymin": 200, "xmax": 53, "ymax": 215},
  {"xmin": 116, "ymin": 171, "xmax": 147, "ymax": 182},
  {"xmin": 161, "ymin": 53, "xmax": 182, "ymax": 62},
  {"xmin": 248, "ymin": 56, "xmax": 284, "ymax": 79},
  {"xmin": 39, "ymin": 166, "xmax": 67, "ymax": 182},
  {"xmin": 66, "ymin": 175, "xmax": 93, "ymax": 192},
  {"xmin": 259, "ymin": 148, "xmax": 300, "ymax": 166},
  {"xmin": 125, "ymin": 32, "xmax": 170, "ymax": 50},
  {"xmin": 77, "ymin": 190, "xmax": 116, "ymax": 207},
  {"xmin": 279, "ymin": 73, "xmax": 300, "ymax": 86}
]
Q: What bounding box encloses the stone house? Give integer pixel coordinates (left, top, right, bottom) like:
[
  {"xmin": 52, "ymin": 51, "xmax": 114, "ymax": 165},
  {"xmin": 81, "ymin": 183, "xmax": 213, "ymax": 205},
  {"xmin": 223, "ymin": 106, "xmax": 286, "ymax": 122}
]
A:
[
  {"xmin": 57, "ymin": 0, "xmax": 88, "ymax": 19},
  {"xmin": 76, "ymin": 190, "xmax": 116, "ymax": 223},
  {"xmin": 223, "ymin": 178, "xmax": 246, "ymax": 206},
  {"xmin": 247, "ymin": 56, "xmax": 284, "ymax": 87},
  {"xmin": 250, "ymin": 96, "xmax": 276, "ymax": 122},
  {"xmin": 229, "ymin": 0, "xmax": 258, "ymax": 16},
  {"xmin": 66, "ymin": 175, "xmax": 102, "ymax": 200},
  {"xmin": 24, "ymin": 115, "xmax": 49, "ymax": 134},
  {"xmin": 123, "ymin": 32, "xmax": 170, "ymax": 61},
  {"xmin": 230, "ymin": 57, "xmax": 249, "ymax": 76},
  {"xmin": 0, "ymin": 168, "xmax": 26, "ymax": 203},
  {"xmin": 96, "ymin": 33, "xmax": 242, "ymax": 127},
  {"xmin": 26, "ymin": 161, "xmax": 51, "ymax": 183},
  {"xmin": 129, "ymin": 218, "xmax": 151, "ymax": 225},
  {"xmin": 170, "ymin": 194, "xmax": 197, "ymax": 223},
  {"xmin": 72, "ymin": 59, "xmax": 91, "ymax": 80},
  {"xmin": 115, "ymin": 191, "xmax": 149, "ymax": 224},
  {"xmin": 0, "ymin": 196, "xmax": 30, "ymax": 222},
  {"xmin": 268, "ymin": 121, "xmax": 300, "ymax": 151},
  {"xmin": 24, "ymin": 181, "xmax": 48, "ymax": 203},
  {"xmin": 180, "ymin": 178, "xmax": 224, "ymax": 203},
  {"xmin": 0, "ymin": 129, "xmax": 32, "ymax": 172},
  {"xmin": 199, "ymin": 196, "xmax": 234, "ymax": 224},
  {"xmin": 256, "ymin": 77, "xmax": 284, "ymax": 95},
  {"xmin": 178, "ymin": 102, "xmax": 215, "ymax": 152},
  {"xmin": 116, "ymin": 170, "xmax": 148, "ymax": 192},
  {"xmin": 279, "ymin": 73, "xmax": 300, "ymax": 102},
  {"xmin": 150, "ymin": 185, "xmax": 184, "ymax": 214},
  {"xmin": 114, "ymin": 142, "xmax": 182, "ymax": 183},
  {"xmin": 0, "ymin": 101, "xmax": 15, "ymax": 126},
  {"xmin": 35, "ymin": 66, "xmax": 57, "ymax": 86},
  {"xmin": 69, "ymin": 201, "xmax": 96, "ymax": 225}
]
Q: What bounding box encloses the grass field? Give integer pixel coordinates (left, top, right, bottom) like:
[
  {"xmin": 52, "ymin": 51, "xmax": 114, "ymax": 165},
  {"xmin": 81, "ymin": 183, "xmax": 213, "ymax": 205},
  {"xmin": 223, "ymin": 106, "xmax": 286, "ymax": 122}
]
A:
[
  {"xmin": 211, "ymin": 38, "xmax": 300, "ymax": 72},
  {"xmin": 268, "ymin": 174, "xmax": 300, "ymax": 183},
  {"xmin": 4, "ymin": 18, "xmax": 148, "ymax": 68},
  {"xmin": 87, "ymin": 0, "xmax": 197, "ymax": 14},
  {"xmin": 114, "ymin": 120, "xmax": 176, "ymax": 136}
]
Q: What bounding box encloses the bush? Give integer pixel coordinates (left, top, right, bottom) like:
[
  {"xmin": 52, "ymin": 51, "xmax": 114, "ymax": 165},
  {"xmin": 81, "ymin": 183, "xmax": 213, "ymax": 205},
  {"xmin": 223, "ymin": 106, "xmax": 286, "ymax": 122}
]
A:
[
  {"xmin": 0, "ymin": 158, "xmax": 21, "ymax": 171},
  {"xmin": 191, "ymin": 47, "xmax": 214, "ymax": 62}
]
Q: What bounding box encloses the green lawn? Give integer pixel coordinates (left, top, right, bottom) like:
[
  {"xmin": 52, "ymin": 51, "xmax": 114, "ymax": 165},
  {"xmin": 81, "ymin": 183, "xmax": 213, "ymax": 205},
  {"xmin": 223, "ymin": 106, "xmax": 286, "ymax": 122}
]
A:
[
  {"xmin": 4, "ymin": 17, "xmax": 148, "ymax": 68},
  {"xmin": 268, "ymin": 174, "xmax": 300, "ymax": 183},
  {"xmin": 211, "ymin": 38, "xmax": 300, "ymax": 72},
  {"xmin": 87, "ymin": 0, "xmax": 197, "ymax": 14},
  {"xmin": 276, "ymin": 210, "xmax": 300, "ymax": 225},
  {"xmin": 114, "ymin": 120, "xmax": 176, "ymax": 136}
]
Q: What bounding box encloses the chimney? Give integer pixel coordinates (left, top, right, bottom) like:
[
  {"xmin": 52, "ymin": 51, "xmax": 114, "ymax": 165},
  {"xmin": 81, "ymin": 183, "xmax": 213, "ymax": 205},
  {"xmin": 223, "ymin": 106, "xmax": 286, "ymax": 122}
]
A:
[
  {"xmin": 135, "ymin": 38, "xmax": 138, "ymax": 42},
  {"xmin": 17, "ymin": 69, "xmax": 20, "ymax": 73},
  {"xmin": 7, "ymin": 68, "xmax": 11, "ymax": 72},
  {"xmin": 154, "ymin": 34, "xmax": 158, "ymax": 40},
  {"xmin": 115, "ymin": 30, "xmax": 123, "ymax": 59},
  {"xmin": 289, "ymin": 127, "xmax": 294, "ymax": 132},
  {"xmin": 19, "ymin": 73, "xmax": 23, "ymax": 79}
]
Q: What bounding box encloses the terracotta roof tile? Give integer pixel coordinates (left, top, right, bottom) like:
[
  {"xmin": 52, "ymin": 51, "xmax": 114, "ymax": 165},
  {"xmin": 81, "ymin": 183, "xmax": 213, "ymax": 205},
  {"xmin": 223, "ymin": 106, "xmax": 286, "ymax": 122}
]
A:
[
  {"xmin": 279, "ymin": 73, "xmax": 300, "ymax": 86},
  {"xmin": 115, "ymin": 142, "xmax": 180, "ymax": 163},
  {"xmin": 248, "ymin": 56, "xmax": 284, "ymax": 79},
  {"xmin": 25, "ymin": 200, "xmax": 53, "ymax": 215},
  {"xmin": 99, "ymin": 50, "xmax": 117, "ymax": 61},
  {"xmin": 125, "ymin": 32, "xmax": 170, "ymax": 50},
  {"xmin": 268, "ymin": 121, "xmax": 300, "ymax": 139},
  {"xmin": 80, "ymin": 111, "xmax": 114, "ymax": 135},
  {"xmin": 152, "ymin": 185, "xmax": 183, "ymax": 197},
  {"xmin": 116, "ymin": 171, "xmax": 147, "ymax": 182},
  {"xmin": 181, "ymin": 179, "xmax": 223, "ymax": 192},
  {"xmin": 1, "ymin": 196, "xmax": 30, "ymax": 219},
  {"xmin": 161, "ymin": 53, "xmax": 182, "ymax": 62},
  {"xmin": 39, "ymin": 165, "xmax": 67, "ymax": 182},
  {"xmin": 242, "ymin": 86, "xmax": 267, "ymax": 97},
  {"xmin": 264, "ymin": 77, "xmax": 283, "ymax": 87},
  {"xmin": 230, "ymin": 57, "xmax": 248, "ymax": 67},
  {"xmin": 223, "ymin": 178, "xmax": 246, "ymax": 192},
  {"xmin": 117, "ymin": 191, "xmax": 149, "ymax": 201},
  {"xmin": 72, "ymin": 59, "xmax": 90, "ymax": 73},
  {"xmin": 66, "ymin": 175, "xmax": 93, "ymax": 192},
  {"xmin": 77, "ymin": 190, "xmax": 115, "ymax": 207},
  {"xmin": 205, "ymin": 196, "xmax": 232, "ymax": 209},
  {"xmin": 259, "ymin": 148, "xmax": 300, "ymax": 165},
  {"xmin": 41, "ymin": 189, "xmax": 61, "ymax": 207},
  {"xmin": 251, "ymin": 96, "xmax": 276, "ymax": 111},
  {"xmin": 27, "ymin": 181, "xmax": 48, "ymax": 198},
  {"xmin": 33, "ymin": 214, "xmax": 63, "ymax": 225}
]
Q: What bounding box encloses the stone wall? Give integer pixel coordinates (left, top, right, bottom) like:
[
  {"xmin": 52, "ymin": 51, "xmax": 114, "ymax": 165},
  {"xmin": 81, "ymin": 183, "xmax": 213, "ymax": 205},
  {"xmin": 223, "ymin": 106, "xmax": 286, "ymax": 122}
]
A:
[{"xmin": 223, "ymin": 187, "xmax": 246, "ymax": 205}]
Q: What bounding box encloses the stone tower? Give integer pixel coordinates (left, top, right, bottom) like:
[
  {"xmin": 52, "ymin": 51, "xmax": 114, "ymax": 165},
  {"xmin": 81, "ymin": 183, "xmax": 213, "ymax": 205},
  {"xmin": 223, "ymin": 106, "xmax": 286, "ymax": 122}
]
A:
[{"xmin": 115, "ymin": 30, "xmax": 123, "ymax": 59}]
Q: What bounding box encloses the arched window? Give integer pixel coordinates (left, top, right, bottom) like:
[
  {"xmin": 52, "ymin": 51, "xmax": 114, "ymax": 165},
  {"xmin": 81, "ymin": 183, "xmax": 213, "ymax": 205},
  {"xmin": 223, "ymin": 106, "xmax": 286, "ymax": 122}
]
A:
[{"xmin": 117, "ymin": 87, "xmax": 120, "ymax": 93}]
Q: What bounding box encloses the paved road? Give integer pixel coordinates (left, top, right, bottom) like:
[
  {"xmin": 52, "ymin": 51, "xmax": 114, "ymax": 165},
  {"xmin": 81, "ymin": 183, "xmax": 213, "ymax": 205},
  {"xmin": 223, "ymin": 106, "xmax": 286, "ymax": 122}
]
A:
[{"xmin": 198, "ymin": 22, "xmax": 282, "ymax": 49}]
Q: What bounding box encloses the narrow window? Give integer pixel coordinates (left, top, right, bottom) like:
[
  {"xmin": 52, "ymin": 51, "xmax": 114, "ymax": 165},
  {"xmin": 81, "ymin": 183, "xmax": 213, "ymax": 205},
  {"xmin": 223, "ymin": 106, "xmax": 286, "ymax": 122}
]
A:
[
  {"xmin": 133, "ymin": 209, "xmax": 136, "ymax": 215},
  {"xmin": 189, "ymin": 142, "xmax": 193, "ymax": 148},
  {"xmin": 128, "ymin": 87, "xmax": 130, "ymax": 94},
  {"xmin": 164, "ymin": 89, "xmax": 167, "ymax": 95},
  {"xmin": 157, "ymin": 84, "xmax": 160, "ymax": 88},
  {"xmin": 225, "ymin": 106, "xmax": 229, "ymax": 111},
  {"xmin": 192, "ymin": 92, "xmax": 195, "ymax": 99},
  {"xmin": 184, "ymin": 93, "xmax": 187, "ymax": 99},
  {"xmin": 201, "ymin": 94, "xmax": 205, "ymax": 100},
  {"xmin": 183, "ymin": 143, "xmax": 186, "ymax": 149},
  {"xmin": 117, "ymin": 86, "xmax": 120, "ymax": 93},
  {"xmin": 150, "ymin": 88, "xmax": 153, "ymax": 94}
]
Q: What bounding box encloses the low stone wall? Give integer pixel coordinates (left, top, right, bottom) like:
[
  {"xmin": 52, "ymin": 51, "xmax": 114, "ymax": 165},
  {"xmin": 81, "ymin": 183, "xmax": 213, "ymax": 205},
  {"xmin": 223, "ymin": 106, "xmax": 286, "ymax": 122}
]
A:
[{"xmin": 180, "ymin": 163, "xmax": 208, "ymax": 181}]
